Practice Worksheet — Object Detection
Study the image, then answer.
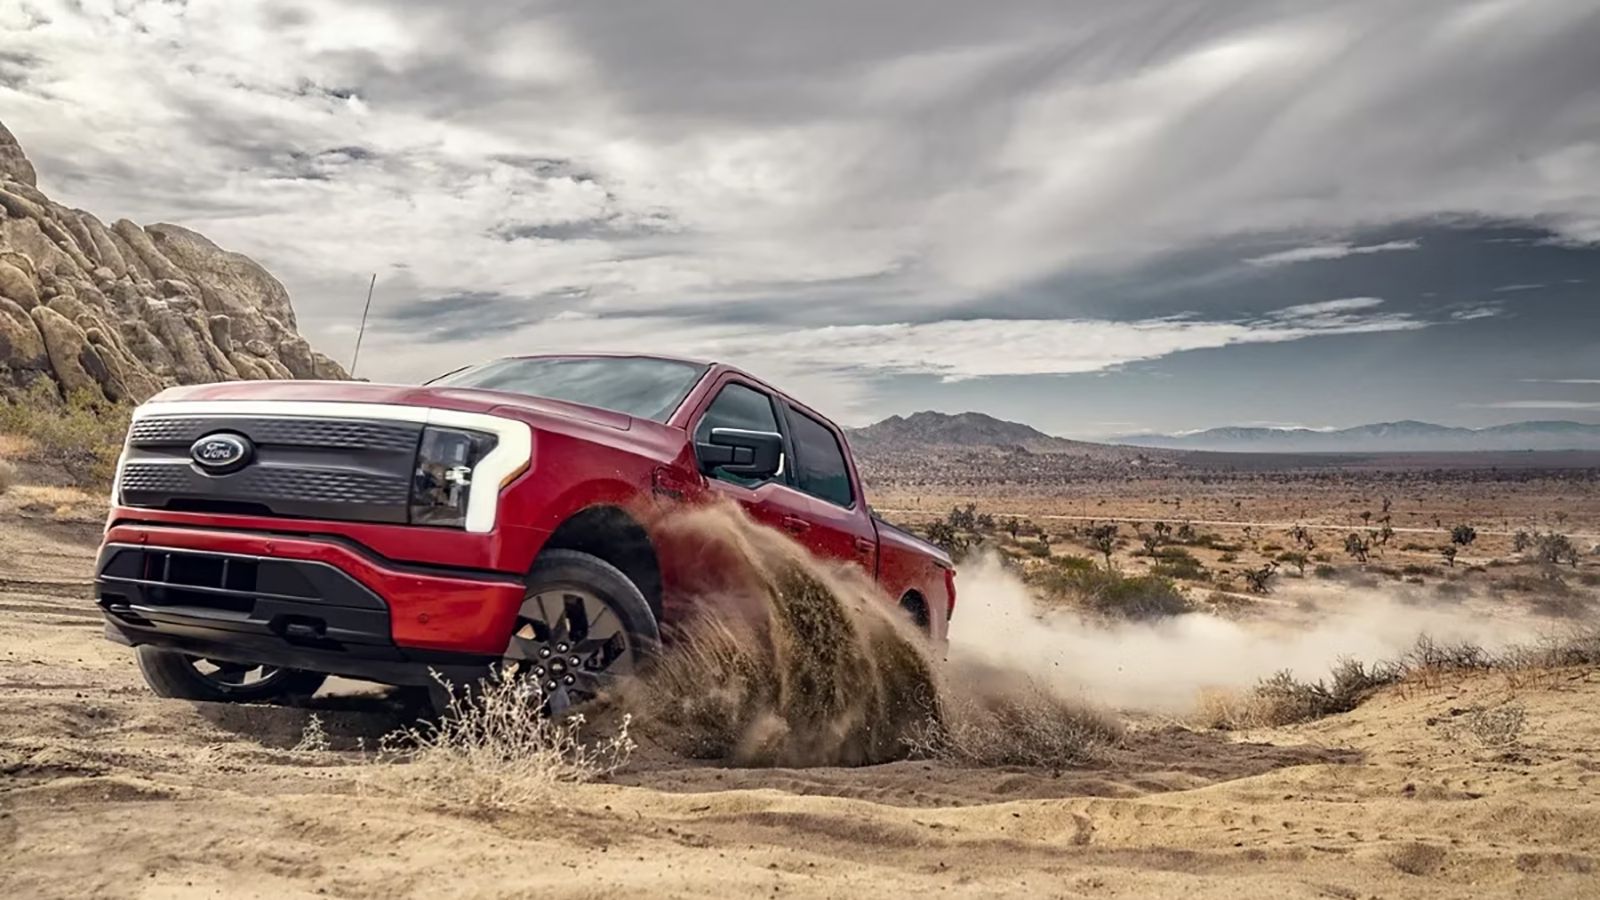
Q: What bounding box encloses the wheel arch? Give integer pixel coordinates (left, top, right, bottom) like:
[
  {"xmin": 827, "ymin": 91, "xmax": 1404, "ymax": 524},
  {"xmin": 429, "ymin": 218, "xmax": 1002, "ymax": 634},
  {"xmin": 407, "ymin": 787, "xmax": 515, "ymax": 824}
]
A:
[
  {"xmin": 898, "ymin": 589, "xmax": 930, "ymax": 632},
  {"xmin": 537, "ymin": 504, "xmax": 663, "ymax": 622}
]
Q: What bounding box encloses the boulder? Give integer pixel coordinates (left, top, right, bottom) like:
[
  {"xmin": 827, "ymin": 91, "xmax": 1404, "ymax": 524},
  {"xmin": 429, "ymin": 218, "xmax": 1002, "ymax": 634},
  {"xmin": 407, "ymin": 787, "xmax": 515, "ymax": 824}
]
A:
[
  {"xmin": 29, "ymin": 305, "xmax": 102, "ymax": 399},
  {"xmin": 0, "ymin": 259, "xmax": 38, "ymax": 309},
  {"xmin": 146, "ymin": 223, "xmax": 298, "ymax": 340},
  {"xmin": 0, "ymin": 121, "xmax": 37, "ymax": 187},
  {"xmin": 0, "ymin": 297, "xmax": 48, "ymax": 372}
]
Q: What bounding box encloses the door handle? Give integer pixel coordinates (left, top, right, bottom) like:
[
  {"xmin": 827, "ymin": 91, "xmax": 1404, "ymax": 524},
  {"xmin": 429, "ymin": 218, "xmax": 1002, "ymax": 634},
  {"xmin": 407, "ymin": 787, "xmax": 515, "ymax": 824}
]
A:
[
  {"xmin": 854, "ymin": 537, "xmax": 875, "ymax": 555},
  {"xmin": 782, "ymin": 515, "xmax": 810, "ymax": 534}
]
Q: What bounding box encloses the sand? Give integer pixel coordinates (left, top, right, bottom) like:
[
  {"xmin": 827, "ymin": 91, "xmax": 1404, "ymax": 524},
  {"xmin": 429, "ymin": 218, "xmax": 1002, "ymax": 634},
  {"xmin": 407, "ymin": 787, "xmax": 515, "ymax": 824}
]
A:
[{"xmin": 3, "ymin": 518, "xmax": 1599, "ymax": 899}]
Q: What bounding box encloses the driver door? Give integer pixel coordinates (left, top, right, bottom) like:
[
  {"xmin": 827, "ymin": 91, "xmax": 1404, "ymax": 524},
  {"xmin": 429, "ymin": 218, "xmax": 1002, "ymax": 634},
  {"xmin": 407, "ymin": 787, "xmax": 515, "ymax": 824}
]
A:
[{"xmin": 688, "ymin": 378, "xmax": 817, "ymax": 546}]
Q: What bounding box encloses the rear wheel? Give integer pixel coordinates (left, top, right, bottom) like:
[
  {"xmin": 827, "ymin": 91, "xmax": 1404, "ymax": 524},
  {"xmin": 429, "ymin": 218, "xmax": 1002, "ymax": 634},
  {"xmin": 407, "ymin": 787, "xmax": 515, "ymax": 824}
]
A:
[
  {"xmin": 495, "ymin": 549, "xmax": 660, "ymax": 714},
  {"xmin": 135, "ymin": 646, "xmax": 328, "ymax": 703}
]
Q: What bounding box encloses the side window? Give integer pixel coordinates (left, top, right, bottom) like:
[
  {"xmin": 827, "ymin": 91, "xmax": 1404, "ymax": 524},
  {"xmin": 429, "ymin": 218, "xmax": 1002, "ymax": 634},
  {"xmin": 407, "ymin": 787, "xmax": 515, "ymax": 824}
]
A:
[
  {"xmin": 695, "ymin": 383, "xmax": 782, "ymax": 486},
  {"xmin": 786, "ymin": 406, "xmax": 854, "ymax": 507}
]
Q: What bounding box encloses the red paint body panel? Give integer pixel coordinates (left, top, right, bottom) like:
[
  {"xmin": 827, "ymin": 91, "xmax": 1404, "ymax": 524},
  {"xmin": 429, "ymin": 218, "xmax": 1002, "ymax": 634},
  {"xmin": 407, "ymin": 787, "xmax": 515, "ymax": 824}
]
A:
[{"xmin": 104, "ymin": 359, "xmax": 954, "ymax": 666}]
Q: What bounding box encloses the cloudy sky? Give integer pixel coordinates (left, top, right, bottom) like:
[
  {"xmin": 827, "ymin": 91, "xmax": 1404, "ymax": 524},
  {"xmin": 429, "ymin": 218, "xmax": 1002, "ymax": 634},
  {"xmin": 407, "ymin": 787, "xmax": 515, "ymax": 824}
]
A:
[{"xmin": 4, "ymin": 0, "xmax": 1598, "ymax": 437}]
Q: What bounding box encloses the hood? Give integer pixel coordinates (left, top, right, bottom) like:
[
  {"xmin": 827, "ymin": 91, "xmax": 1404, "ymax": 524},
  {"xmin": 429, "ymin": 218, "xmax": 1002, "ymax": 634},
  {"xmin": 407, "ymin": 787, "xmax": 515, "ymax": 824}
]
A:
[{"xmin": 147, "ymin": 380, "xmax": 637, "ymax": 431}]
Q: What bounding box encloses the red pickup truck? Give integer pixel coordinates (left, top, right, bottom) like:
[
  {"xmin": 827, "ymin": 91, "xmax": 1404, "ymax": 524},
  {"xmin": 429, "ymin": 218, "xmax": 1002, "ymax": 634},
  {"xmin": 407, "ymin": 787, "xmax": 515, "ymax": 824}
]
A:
[{"xmin": 95, "ymin": 354, "xmax": 954, "ymax": 708}]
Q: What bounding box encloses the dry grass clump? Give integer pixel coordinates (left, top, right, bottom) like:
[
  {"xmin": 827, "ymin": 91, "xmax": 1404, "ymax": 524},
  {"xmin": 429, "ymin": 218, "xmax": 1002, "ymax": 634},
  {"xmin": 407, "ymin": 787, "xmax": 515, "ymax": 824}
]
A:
[
  {"xmin": 0, "ymin": 457, "xmax": 14, "ymax": 497},
  {"xmin": 1200, "ymin": 629, "xmax": 1600, "ymax": 730},
  {"xmin": 1197, "ymin": 658, "xmax": 1401, "ymax": 730},
  {"xmin": 0, "ymin": 384, "xmax": 130, "ymax": 488},
  {"xmin": 909, "ymin": 667, "xmax": 1122, "ymax": 773},
  {"xmin": 370, "ymin": 673, "xmax": 634, "ymax": 810}
]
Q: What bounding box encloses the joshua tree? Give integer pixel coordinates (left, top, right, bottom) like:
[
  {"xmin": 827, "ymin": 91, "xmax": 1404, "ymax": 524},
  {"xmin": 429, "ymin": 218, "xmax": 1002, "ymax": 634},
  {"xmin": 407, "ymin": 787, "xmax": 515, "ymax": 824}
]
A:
[
  {"xmin": 1153, "ymin": 521, "xmax": 1171, "ymax": 540},
  {"xmin": 1513, "ymin": 530, "xmax": 1533, "ymax": 553},
  {"xmin": 1451, "ymin": 524, "xmax": 1478, "ymax": 548},
  {"xmin": 1440, "ymin": 545, "xmax": 1458, "ymax": 568},
  {"xmin": 1244, "ymin": 561, "xmax": 1279, "ymax": 594},
  {"xmin": 1376, "ymin": 525, "xmax": 1396, "ymax": 555},
  {"xmin": 1088, "ymin": 524, "xmax": 1120, "ymax": 570},
  {"xmin": 1141, "ymin": 531, "xmax": 1161, "ymax": 556},
  {"xmin": 1359, "ymin": 510, "xmax": 1373, "ymax": 527},
  {"xmin": 1344, "ymin": 532, "xmax": 1371, "ymax": 564},
  {"xmin": 1176, "ymin": 522, "xmax": 1197, "ymax": 543},
  {"xmin": 1277, "ymin": 551, "xmax": 1309, "ymax": 576},
  {"xmin": 1536, "ymin": 532, "xmax": 1580, "ymax": 568}
]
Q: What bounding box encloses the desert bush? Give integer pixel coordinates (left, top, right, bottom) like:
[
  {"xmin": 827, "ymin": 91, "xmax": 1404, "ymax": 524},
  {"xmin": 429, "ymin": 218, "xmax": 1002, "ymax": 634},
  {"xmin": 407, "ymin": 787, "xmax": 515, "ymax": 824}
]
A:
[
  {"xmin": 1217, "ymin": 551, "xmax": 1238, "ymax": 563},
  {"xmin": 1276, "ymin": 551, "xmax": 1309, "ymax": 576},
  {"xmin": 1024, "ymin": 538, "xmax": 1052, "ymax": 558},
  {"xmin": 1047, "ymin": 554, "xmax": 1096, "ymax": 572},
  {"xmin": 372, "ymin": 672, "xmax": 634, "ymax": 810},
  {"xmin": 0, "ymin": 383, "xmax": 130, "ymax": 488},
  {"xmin": 1151, "ymin": 555, "xmax": 1208, "ymax": 581},
  {"xmin": 1535, "ymin": 532, "xmax": 1580, "ymax": 567},
  {"xmin": 1030, "ymin": 566, "xmax": 1190, "ymax": 620},
  {"xmin": 1201, "ymin": 658, "xmax": 1401, "ymax": 729},
  {"xmin": 1313, "ymin": 564, "xmax": 1338, "ymax": 579}
]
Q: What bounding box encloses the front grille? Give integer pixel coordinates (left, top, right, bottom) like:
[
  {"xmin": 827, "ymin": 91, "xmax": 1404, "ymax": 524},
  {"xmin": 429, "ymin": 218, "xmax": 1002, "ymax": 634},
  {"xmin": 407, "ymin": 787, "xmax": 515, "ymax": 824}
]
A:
[
  {"xmin": 129, "ymin": 416, "xmax": 420, "ymax": 452},
  {"xmin": 119, "ymin": 414, "xmax": 423, "ymax": 524}
]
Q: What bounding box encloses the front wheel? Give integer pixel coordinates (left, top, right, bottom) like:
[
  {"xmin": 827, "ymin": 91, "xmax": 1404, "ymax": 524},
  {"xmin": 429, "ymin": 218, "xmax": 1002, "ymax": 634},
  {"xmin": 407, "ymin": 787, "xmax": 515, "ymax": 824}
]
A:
[
  {"xmin": 134, "ymin": 646, "xmax": 328, "ymax": 703},
  {"xmin": 494, "ymin": 549, "xmax": 661, "ymax": 714}
]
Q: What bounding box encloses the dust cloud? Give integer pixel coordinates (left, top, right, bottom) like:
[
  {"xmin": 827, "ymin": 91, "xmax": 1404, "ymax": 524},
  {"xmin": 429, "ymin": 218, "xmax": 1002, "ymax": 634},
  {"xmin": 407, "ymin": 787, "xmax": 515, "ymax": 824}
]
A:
[{"xmin": 949, "ymin": 554, "xmax": 1574, "ymax": 712}]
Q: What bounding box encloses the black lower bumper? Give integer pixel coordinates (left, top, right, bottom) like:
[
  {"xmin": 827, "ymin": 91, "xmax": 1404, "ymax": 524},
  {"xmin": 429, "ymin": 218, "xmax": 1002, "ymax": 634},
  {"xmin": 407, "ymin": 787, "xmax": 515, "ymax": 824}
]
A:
[{"xmin": 96, "ymin": 543, "xmax": 496, "ymax": 687}]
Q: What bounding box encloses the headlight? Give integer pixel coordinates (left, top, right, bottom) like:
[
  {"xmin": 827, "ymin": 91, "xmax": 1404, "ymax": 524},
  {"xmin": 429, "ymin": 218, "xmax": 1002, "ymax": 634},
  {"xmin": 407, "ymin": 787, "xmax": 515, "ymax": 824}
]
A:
[{"xmin": 410, "ymin": 425, "xmax": 498, "ymax": 528}]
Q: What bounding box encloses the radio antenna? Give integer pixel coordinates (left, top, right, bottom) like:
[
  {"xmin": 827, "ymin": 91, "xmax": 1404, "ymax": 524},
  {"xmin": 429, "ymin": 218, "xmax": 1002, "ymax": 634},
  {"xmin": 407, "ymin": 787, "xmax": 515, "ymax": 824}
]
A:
[{"xmin": 349, "ymin": 273, "xmax": 377, "ymax": 378}]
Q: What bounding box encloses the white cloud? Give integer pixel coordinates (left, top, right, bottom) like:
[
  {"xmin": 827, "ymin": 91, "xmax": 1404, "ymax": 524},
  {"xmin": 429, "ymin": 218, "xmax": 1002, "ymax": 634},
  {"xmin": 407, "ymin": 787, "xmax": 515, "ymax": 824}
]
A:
[
  {"xmin": 1245, "ymin": 240, "xmax": 1421, "ymax": 268},
  {"xmin": 353, "ymin": 296, "xmax": 1429, "ymax": 422},
  {"xmin": 2, "ymin": 0, "xmax": 1594, "ymax": 401}
]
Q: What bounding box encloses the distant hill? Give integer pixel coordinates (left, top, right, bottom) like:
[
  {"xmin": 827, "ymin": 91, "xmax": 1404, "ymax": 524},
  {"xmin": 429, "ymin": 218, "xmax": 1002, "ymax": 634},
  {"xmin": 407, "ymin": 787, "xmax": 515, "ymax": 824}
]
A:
[
  {"xmin": 1116, "ymin": 420, "xmax": 1600, "ymax": 453},
  {"xmin": 847, "ymin": 410, "xmax": 1096, "ymax": 454},
  {"xmin": 845, "ymin": 411, "xmax": 1169, "ymax": 491}
]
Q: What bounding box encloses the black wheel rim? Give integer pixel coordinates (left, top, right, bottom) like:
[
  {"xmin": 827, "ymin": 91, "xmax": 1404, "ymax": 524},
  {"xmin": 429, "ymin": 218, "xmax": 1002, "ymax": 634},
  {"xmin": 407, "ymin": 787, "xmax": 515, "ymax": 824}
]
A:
[{"xmin": 501, "ymin": 586, "xmax": 634, "ymax": 713}]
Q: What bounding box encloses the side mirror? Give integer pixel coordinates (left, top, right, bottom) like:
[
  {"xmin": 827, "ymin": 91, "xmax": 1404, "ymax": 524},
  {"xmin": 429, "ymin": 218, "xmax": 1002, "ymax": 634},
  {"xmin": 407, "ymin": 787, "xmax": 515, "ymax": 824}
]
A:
[{"xmin": 696, "ymin": 427, "xmax": 782, "ymax": 479}]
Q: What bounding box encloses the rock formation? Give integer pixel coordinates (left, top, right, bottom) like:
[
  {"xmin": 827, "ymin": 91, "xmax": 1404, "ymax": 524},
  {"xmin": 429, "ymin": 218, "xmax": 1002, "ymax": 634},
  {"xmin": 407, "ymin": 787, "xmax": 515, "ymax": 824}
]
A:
[{"xmin": 0, "ymin": 119, "xmax": 347, "ymax": 404}]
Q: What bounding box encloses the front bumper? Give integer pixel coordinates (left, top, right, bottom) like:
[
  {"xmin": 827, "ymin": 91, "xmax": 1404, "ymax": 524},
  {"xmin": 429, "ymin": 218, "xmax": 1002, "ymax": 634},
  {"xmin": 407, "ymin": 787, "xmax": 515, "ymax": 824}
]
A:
[{"xmin": 95, "ymin": 524, "xmax": 527, "ymax": 686}]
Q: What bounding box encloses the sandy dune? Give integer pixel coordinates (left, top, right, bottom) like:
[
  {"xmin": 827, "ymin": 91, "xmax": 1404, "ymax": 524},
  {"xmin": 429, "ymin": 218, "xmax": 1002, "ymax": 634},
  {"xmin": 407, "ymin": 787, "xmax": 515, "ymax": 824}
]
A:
[{"xmin": 3, "ymin": 519, "xmax": 1598, "ymax": 899}]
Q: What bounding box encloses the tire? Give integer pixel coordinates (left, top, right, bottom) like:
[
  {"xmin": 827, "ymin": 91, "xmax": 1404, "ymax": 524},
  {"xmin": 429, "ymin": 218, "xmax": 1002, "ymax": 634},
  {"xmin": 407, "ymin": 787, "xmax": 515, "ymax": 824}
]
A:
[
  {"xmin": 478, "ymin": 548, "xmax": 660, "ymax": 715},
  {"xmin": 134, "ymin": 646, "xmax": 328, "ymax": 703}
]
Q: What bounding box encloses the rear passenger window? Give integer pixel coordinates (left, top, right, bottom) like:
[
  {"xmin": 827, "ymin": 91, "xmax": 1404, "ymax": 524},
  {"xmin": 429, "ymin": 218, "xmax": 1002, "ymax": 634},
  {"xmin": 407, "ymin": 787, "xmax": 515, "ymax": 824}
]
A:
[
  {"xmin": 786, "ymin": 406, "xmax": 854, "ymax": 507},
  {"xmin": 695, "ymin": 383, "xmax": 782, "ymax": 486}
]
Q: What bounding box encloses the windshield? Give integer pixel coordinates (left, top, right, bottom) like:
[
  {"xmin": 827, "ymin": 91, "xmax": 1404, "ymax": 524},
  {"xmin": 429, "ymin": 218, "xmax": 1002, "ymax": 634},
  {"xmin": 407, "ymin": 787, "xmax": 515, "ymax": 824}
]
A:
[{"xmin": 428, "ymin": 356, "xmax": 708, "ymax": 422}]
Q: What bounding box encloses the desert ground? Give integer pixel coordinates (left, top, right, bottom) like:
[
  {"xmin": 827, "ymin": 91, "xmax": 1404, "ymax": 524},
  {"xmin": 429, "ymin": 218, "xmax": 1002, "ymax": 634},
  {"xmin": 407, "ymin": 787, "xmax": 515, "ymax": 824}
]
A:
[{"xmin": 4, "ymin": 455, "xmax": 1600, "ymax": 899}]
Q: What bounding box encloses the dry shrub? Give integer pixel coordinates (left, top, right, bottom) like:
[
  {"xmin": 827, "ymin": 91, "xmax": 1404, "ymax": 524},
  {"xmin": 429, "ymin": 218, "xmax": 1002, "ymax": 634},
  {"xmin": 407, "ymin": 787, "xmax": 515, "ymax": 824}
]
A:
[
  {"xmin": 1201, "ymin": 629, "xmax": 1600, "ymax": 730},
  {"xmin": 909, "ymin": 665, "xmax": 1122, "ymax": 772},
  {"xmin": 371, "ymin": 673, "xmax": 634, "ymax": 810},
  {"xmin": 1199, "ymin": 657, "xmax": 1401, "ymax": 729},
  {"xmin": 0, "ymin": 458, "xmax": 14, "ymax": 497},
  {"xmin": 0, "ymin": 384, "xmax": 130, "ymax": 488},
  {"xmin": 1030, "ymin": 564, "xmax": 1191, "ymax": 620}
]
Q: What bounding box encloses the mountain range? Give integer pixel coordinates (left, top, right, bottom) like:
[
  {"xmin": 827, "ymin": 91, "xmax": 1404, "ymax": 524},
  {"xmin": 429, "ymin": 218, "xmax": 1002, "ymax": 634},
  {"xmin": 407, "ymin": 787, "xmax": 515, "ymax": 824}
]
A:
[
  {"xmin": 1116, "ymin": 420, "xmax": 1600, "ymax": 452},
  {"xmin": 849, "ymin": 411, "xmax": 1600, "ymax": 455}
]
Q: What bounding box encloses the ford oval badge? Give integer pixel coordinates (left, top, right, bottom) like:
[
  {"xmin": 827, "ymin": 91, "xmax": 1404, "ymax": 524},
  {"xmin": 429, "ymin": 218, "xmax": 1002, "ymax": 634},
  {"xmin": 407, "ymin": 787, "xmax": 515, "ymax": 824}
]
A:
[{"xmin": 190, "ymin": 433, "xmax": 252, "ymax": 474}]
